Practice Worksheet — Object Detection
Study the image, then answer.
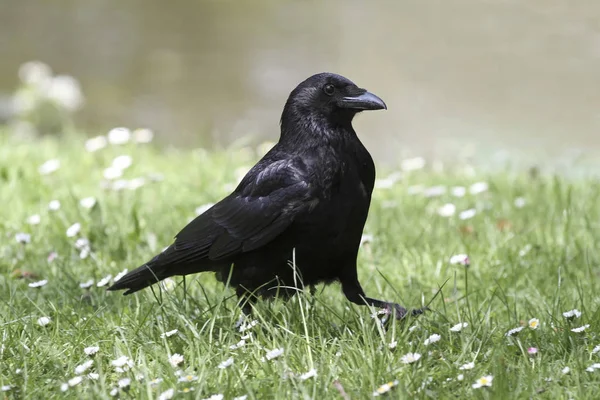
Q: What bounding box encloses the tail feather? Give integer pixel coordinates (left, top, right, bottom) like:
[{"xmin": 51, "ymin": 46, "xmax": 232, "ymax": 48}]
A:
[{"xmin": 107, "ymin": 263, "xmax": 168, "ymax": 295}]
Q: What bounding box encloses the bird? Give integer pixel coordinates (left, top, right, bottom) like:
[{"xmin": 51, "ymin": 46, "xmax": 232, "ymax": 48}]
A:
[{"xmin": 108, "ymin": 72, "xmax": 425, "ymax": 320}]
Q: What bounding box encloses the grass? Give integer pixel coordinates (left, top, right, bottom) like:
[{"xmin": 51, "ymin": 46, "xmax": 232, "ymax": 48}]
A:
[{"xmin": 1, "ymin": 130, "xmax": 600, "ymax": 399}]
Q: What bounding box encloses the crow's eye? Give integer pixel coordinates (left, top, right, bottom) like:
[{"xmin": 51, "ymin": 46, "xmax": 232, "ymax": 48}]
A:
[{"xmin": 323, "ymin": 84, "xmax": 335, "ymax": 96}]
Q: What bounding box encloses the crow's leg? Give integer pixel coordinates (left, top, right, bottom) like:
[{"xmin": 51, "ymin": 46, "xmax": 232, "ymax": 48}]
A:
[{"xmin": 340, "ymin": 276, "xmax": 427, "ymax": 320}]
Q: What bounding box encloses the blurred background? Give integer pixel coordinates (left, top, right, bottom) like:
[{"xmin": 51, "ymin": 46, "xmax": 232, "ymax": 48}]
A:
[{"xmin": 1, "ymin": 0, "xmax": 599, "ymax": 163}]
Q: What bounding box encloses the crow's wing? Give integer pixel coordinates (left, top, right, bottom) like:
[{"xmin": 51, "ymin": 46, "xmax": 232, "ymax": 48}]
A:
[{"xmin": 159, "ymin": 157, "xmax": 317, "ymax": 266}]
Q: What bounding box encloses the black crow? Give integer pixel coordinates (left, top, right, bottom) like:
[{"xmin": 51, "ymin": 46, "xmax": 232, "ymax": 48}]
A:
[{"xmin": 108, "ymin": 72, "xmax": 424, "ymax": 319}]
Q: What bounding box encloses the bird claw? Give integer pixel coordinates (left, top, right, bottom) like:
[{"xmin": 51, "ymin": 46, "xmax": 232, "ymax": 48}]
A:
[{"xmin": 379, "ymin": 304, "xmax": 429, "ymax": 324}]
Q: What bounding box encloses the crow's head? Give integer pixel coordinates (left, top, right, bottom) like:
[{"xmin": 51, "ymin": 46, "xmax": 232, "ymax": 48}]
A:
[{"xmin": 280, "ymin": 72, "xmax": 386, "ymax": 134}]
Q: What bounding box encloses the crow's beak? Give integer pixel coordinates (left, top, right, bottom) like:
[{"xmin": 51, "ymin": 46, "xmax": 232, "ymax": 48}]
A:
[{"xmin": 340, "ymin": 90, "xmax": 387, "ymax": 111}]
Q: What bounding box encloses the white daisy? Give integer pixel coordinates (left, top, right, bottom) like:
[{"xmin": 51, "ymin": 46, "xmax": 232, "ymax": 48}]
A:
[
  {"xmin": 103, "ymin": 167, "xmax": 123, "ymax": 180},
  {"xmin": 424, "ymin": 186, "xmax": 446, "ymax": 197},
  {"xmin": 400, "ymin": 352, "xmax": 421, "ymax": 364},
  {"xmin": 457, "ymin": 374, "xmax": 464, "ymax": 381},
  {"xmin": 160, "ymin": 329, "xmax": 179, "ymax": 338},
  {"xmin": 112, "ymin": 155, "xmax": 133, "ymax": 170},
  {"xmin": 96, "ymin": 275, "xmax": 112, "ymax": 287},
  {"xmin": 451, "ymin": 186, "xmax": 466, "ymax": 197},
  {"xmin": 111, "ymin": 356, "xmax": 134, "ymax": 373},
  {"xmin": 85, "ymin": 136, "xmax": 108, "ymax": 152},
  {"xmin": 592, "ymin": 345, "xmax": 600, "ymax": 354},
  {"xmin": 469, "ymin": 182, "xmax": 489, "ymax": 195},
  {"xmin": 299, "ymin": 369, "xmax": 317, "ymax": 381},
  {"xmin": 201, "ymin": 395, "xmax": 223, "ymax": 400},
  {"xmin": 66, "ymin": 222, "xmax": 81, "ymax": 237},
  {"xmin": 118, "ymin": 378, "xmax": 131, "ymax": 388},
  {"xmin": 449, "ymin": 254, "xmax": 470, "ymax": 266},
  {"xmin": 437, "ymin": 203, "xmax": 456, "ymax": 217},
  {"xmin": 460, "ymin": 362, "xmax": 475, "ymax": 370},
  {"xmin": 133, "ymin": 128, "xmax": 154, "ymax": 143},
  {"xmin": 400, "ymin": 157, "xmax": 425, "ymax": 171},
  {"xmin": 37, "ymin": 316, "xmax": 51, "ymax": 326},
  {"xmin": 264, "ymin": 348, "xmax": 284, "ymax": 361},
  {"xmin": 110, "ymin": 387, "xmax": 119, "ymax": 396},
  {"xmin": 472, "ymin": 375, "xmax": 493, "ymax": 389},
  {"xmin": 74, "ymin": 360, "xmax": 94, "ymax": 375},
  {"xmin": 15, "ymin": 233, "xmax": 31, "ymax": 244},
  {"xmin": 459, "ymin": 208, "xmax": 476, "ymax": 220},
  {"xmin": 571, "ymin": 324, "xmax": 590, "ymax": 333},
  {"xmin": 79, "ymin": 197, "xmax": 96, "ymax": 209},
  {"xmin": 505, "ymin": 326, "xmax": 524, "ymax": 336},
  {"xmin": 60, "ymin": 383, "xmax": 69, "ymax": 392},
  {"xmin": 424, "ymin": 334, "xmax": 441, "ymax": 345},
  {"xmin": 528, "ymin": 318, "xmax": 540, "ymax": 330},
  {"xmin": 233, "ymin": 396, "xmax": 248, "ymax": 400},
  {"xmin": 80, "ymin": 279, "xmax": 94, "ymax": 289},
  {"xmin": 68, "ymin": 376, "xmax": 83, "ymax": 387},
  {"xmin": 514, "ymin": 197, "xmax": 526, "ymax": 208},
  {"xmin": 562, "ymin": 367, "xmax": 570, "ymax": 374},
  {"xmin": 158, "ymin": 388, "xmax": 175, "ymax": 400},
  {"xmin": 38, "ymin": 159, "xmax": 60, "ymax": 175},
  {"xmin": 48, "ymin": 200, "xmax": 61, "ymax": 211},
  {"xmin": 563, "ymin": 309, "xmax": 582, "ymax": 320},
  {"xmin": 169, "ymin": 353, "xmax": 184, "ymax": 367},
  {"xmin": 28, "ymin": 279, "xmax": 48, "ymax": 288},
  {"xmin": 239, "ymin": 320, "xmax": 259, "ymax": 332},
  {"xmin": 373, "ymin": 380, "xmax": 399, "ymax": 396},
  {"xmin": 108, "ymin": 127, "xmax": 131, "ymax": 145},
  {"xmin": 84, "ymin": 346, "xmax": 99, "ymax": 356},
  {"xmin": 27, "ymin": 214, "xmax": 41, "ymax": 225},
  {"xmin": 218, "ymin": 357, "xmax": 233, "ymax": 369},
  {"xmin": 127, "ymin": 177, "xmax": 146, "ymax": 190},
  {"xmin": 87, "ymin": 373, "xmax": 99, "ymax": 380},
  {"xmin": 229, "ymin": 339, "xmax": 246, "ymax": 350},
  {"xmin": 177, "ymin": 374, "xmax": 198, "ymax": 383},
  {"xmin": 388, "ymin": 340, "xmax": 398, "ymax": 349},
  {"xmin": 450, "ymin": 322, "xmax": 468, "ymax": 332},
  {"xmin": 1, "ymin": 385, "xmax": 12, "ymax": 392}
]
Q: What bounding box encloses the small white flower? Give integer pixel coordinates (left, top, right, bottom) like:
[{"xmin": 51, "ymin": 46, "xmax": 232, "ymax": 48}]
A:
[
  {"xmin": 118, "ymin": 378, "xmax": 131, "ymax": 388},
  {"xmin": 134, "ymin": 128, "xmax": 154, "ymax": 143},
  {"xmin": 449, "ymin": 254, "xmax": 470, "ymax": 266},
  {"xmin": 519, "ymin": 244, "xmax": 532, "ymax": 257},
  {"xmin": 15, "ymin": 232, "xmax": 31, "ymax": 244},
  {"xmin": 37, "ymin": 316, "xmax": 51, "ymax": 326},
  {"xmin": 177, "ymin": 374, "xmax": 198, "ymax": 383},
  {"xmin": 75, "ymin": 359, "xmax": 94, "ymax": 375},
  {"xmin": 401, "ymin": 157, "xmax": 425, "ymax": 171},
  {"xmin": 460, "ymin": 362, "xmax": 475, "ymax": 370},
  {"xmin": 84, "ymin": 346, "xmax": 99, "ymax": 356},
  {"xmin": 110, "ymin": 387, "xmax": 119, "ymax": 396},
  {"xmin": 437, "ymin": 203, "xmax": 456, "ymax": 217},
  {"xmin": 27, "ymin": 214, "xmax": 41, "ymax": 225},
  {"xmin": 38, "ymin": 159, "xmax": 60, "ymax": 175},
  {"xmin": 113, "ymin": 269, "xmax": 128, "ymax": 282},
  {"xmin": 373, "ymin": 380, "xmax": 399, "ymax": 396},
  {"xmin": 169, "ymin": 353, "xmax": 184, "ymax": 367},
  {"xmin": 66, "ymin": 222, "xmax": 81, "ymax": 237},
  {"xmin": 400, "ymin": 352, "xmax": 421, "ymax": 364},
  {"xmin": 592, "ymin": 345, "xmax": 600, "ymax": 354},
  {"xmin": 562, "ymin": 366, "xmax": 570, "ymax": 374},
  {"xmin": 451, "ymin": 186, "xmax": 466, "ymax": 197},
  {"xmin": 85, "ymin": 136, "xmax": 107, "ymax": 152},
  {"xmin": 111, "ymin": 356, "xmax": 134, "ymax": 372},
  {"xmin": 374, "ymin": 172, "xmax": 402, "ymax": 189},
  {"xmin": 103, "ymin": 167, "xmax": 123, "ymax": 180},
  {"xmin": 469, "ymin": 182, "xmax": 489, "ymax": 195},
  {"xmin": 158, "ymin": 388, "xmax": 175, "ymax": 400},
  {"xmin": 47, "ymin": 75, "xmax": 84, "ymax": 111},
  {"xmin": 571, "ymin": 324, "xmax": 590, "ymax": 333},
  {"xmin": 75, "ymin": 238, "xmax": 90, "ymax": 250},
  {"xmin": 79, "ymin": 197, "xmax": 96, "ymax": 209},
  {"xmin": 457, "ymin": 374, "xmax": 464, "ymax": 381},
  {"xmin": 218, "ymin": 357, "xmax": 233, "ymax": 369},
  {"xmin": 18, "ymin": 60, "xmax": 52, "ymax": 86},
  {"xmin": 408, "ymin": 325, "xmax": 419, "ymax": 333},
  {"xmin": 48, "ymin": 200, "xmax": 61, "ymax": 211},
  {"xmin": 239, "ymin": 320, "xmax": 259, "ymax": 332},
  {"xmin": 80, "ymin": 279, "xmax": 94, "ymax": 289},
  {"xmin": 506, "ymin": 326, "xmax": 524, "ymax": 336},
  {"xmin": 563, "ymin": 309, "xmax": 582, "ymax": 320},
  {"xmin": 87, "ymin": 373, "xmax": 99, "ymax": 380},
  {"xmin": 28, "ymin": 279, "xmax": 48, "ymax": 288},
  {"xmin": 229, "ymin": 339, "xmax": 246, "ymax": 350},
  {"xmin": 108, "ymin": 127, "xmax": 131, "ymax": 145},
  {"xmin": 528, "ymin": 318, "xmax": 540, "ymax": 330},
  {"xmin": 472, "ymin": 375, "xmax": 493, "ymax": 389},
  {"xmin": 514, "ymin": 197, "xmax": 526, "ymax": 208},
  {"xmin": 233, "ymin": 396, "xmax": 248, "ymax": 400},
  {"xmin": 127, "ymin": 178, "xmax": 146, "ymax": 190},
  {"xmin": 424, "ymin": 334, "xmax": 441, "ymax": 345},
  {"xmin": 1, "ymin": 385, "xmax": 12, "ymax": 392},
  {"xmin": 459, "ymin": 208, "xmax": 477, "ymax": 220},
  {"xmin": 450, "ymin": 322, "xmax": 468, "ymax": 332},
  {"xmin": 424, "ymin": 186, "xmax": 446, "ymax": 197},
  {"xmin": 149, "ymin": 378, "xmax": 163, "ymax": 386},
  {"xmin": 202, "ymin": 395, "xmax": 223, "ymax": 400},
  {"xmin": 96, "ymin": 275, "xmax": 112, "ymax": 287},
  {"xmin": 586, "ymin": 363, "xmax": 600, "ymax": 372},
  {"xmin": 388, "ymin": 340, "xmax": 398, "ymax": 349},
  {"xmin": 60, "ymin": 383, "xmax": 69, "ymax": 392},
  {"xmin": 161, "ymin": 329, "xmax": 179, "ymax": 338},
  {"xmin": 299, "ymin": 369, "xmax": 317, "ymax": 381},
  {"xmin": 264, "ymin": 348, "xmax": 284, "ymax": 361},
  {"xmin": 112, "ymin": 155, "xmax": 133, "ymax": 170},
  {"xmin": 68, "ymin": 376, "xmax": 83, "ymax": 387}
]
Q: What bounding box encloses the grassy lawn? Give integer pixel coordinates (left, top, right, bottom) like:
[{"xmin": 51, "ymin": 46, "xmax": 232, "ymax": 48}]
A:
[{"xmin": 1, "ymin": 131, "xmax": 599, "ymax": 399}]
